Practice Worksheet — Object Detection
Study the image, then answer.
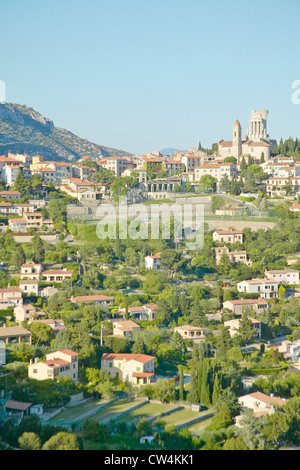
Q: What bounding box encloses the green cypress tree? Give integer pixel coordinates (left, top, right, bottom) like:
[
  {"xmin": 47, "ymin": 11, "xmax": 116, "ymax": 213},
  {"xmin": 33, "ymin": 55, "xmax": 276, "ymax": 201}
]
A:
[
  {"xmin": 32, "ymin": 235, "xmax": 45, "ymax": 263},
  {"xmin": 187, "ymin": 366, "xmax": 199, "ymax": 403},
  {"xmin": 197, "ymin": 353, "xmax": 203, "ymax": 400},
  {"xmin": 212, "ymin": 374, "xmax": 222, "ymax": 406},
  {"xmin": 241, "ymin": 156, "xmax": 247, "ymax": 172},
  {"xmin": 200, "ymin": 359, "xmax": 211, "ymax": 405}
]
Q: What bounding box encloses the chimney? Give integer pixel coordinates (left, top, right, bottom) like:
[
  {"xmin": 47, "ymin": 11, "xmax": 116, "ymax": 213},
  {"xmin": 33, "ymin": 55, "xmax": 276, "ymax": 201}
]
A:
[
  {"xmin": 34, "ymin": 357, "xmax": 39, "ymax": 364},
  {"xmin": 30, "ymin": 359, "xmax": 33, "ymax": 366}
]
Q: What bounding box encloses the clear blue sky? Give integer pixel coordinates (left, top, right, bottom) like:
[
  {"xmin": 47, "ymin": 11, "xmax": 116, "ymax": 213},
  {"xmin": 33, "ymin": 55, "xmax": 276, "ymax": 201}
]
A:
[{"xmin": 1, "ymin": 0, "xmax": 300, "ymax": 155}]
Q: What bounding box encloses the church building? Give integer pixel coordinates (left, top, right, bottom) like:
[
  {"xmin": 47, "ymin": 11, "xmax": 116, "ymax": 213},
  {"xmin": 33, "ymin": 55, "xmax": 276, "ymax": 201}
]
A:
[{"xmin": 218, "ymin": 110, "xmax": 272, "ymax": 162}]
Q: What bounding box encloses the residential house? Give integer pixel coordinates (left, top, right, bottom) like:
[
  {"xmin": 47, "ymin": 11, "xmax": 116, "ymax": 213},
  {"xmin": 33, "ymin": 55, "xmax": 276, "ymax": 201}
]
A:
[
  {"xmin": 144, "ymin": 253, "xmax": 161, "ymax": 270},
  {"xmin": 14, "ymin": 304, "xmax": 47, "ymax": 324},
  {"xmin": 41, "ymin": 269, "xmax": 73, "ymax": 283},
  {"xmin": 180, "ymin": 155, "xmax": 205, "ymax": 172},
  {"xmin": 8, "ymin": 218, "xmax": 27, "ymax": 232},
  {"xmin": 173, "ymin": 325, "xmax": 206, "ymax": 343},
  {"xmin": 278, "ymin": 340, "xmax": 300, "ymax": 362},
  {"xmin": 223, "ymin": 298, "xmax": 269, "ymax": 315},
  {"xmin": 0, "ymin": 191, "xmax": 22, "ymax": 200},
  {"xmin": 0, "ymin": 287, "xmax": 23, "ymax": 309},
  {"xmin": 195, "ymin": 162, "xmax": 237, "ymax": 182},
  {"xmin": 39, "ymin": 286, "xmax": 59, "ymax": 298},
  {"xmin": 111, "ymin": 320, "xmax": 141, "ymax": 339},
  {"xmin": 212, "ymin": 230, "xmax": 243, "ymax": 244},
  {"xmin": 117, "ymin": 304, "xmax": 157, "ymax": 321},
  {"xmin": 238, "ymin": 392, "xmax": 285, "ymax": 414},
  {"xmin": 20, "ymin": 264, "xmax": 43, "ymax": 280},
  {"xmin": 214, "ymin": 246, "xmax": 252, "ymax": 266},
  {"xmin": 70, "ymin": 294, "xmax": 114, "ymax": 306},
  {"xmin": 101, "ymin": 353, "xmax": 155, "ymax": 386},
  {"xmin": 237, "ymin": 278, "xmax": 278, "ymax": 299},
  {"xmin": 19, "ymin": 279, "xmax": 39, "ymax": 296},
  {"xmin": 264, "ymin": 269, "xmax": 299, "ymax": 285},
  {"xmin": 28, "ymin": 350, "xmax": 79, "ymax": 381},
  {"xmin": 224, "ymin": 317, "xmax": 262, "ymax": 338},
  {"xmin": 0, "ymin": 325, "xmax": 31, "ymax": 344}
]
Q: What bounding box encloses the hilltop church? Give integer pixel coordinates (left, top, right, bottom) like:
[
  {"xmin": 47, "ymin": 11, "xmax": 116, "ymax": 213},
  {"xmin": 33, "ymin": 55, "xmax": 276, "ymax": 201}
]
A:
[{"xmin": 218, "ymin": 110, "xmax": 272, "ymax": 162}]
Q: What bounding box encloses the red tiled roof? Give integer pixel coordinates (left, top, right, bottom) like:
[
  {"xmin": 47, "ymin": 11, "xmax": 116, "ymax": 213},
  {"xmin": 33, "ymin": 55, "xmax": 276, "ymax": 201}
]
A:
[
  {"xmin": 245, "ymin": 392, "xmax": 285, "ymax": 407},
  {"xmin": 145, "ymin": 252, "xmax": 161, "ymax": 259},
  {"xmin": 132, "ymin": 372, "xmax": 154, "ymax": 378},
  {"xmin": 102, "ymin": 353, "xmax": 155, "ymax": 364},
  {"xmin": 71, "ymin": 295, "xmax": 113, "ymax": 302}
]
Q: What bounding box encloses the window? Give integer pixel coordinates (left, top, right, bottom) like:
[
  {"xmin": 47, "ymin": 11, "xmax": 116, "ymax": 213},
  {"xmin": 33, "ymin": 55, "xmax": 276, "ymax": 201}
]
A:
[
  {"xmin": 109, "ymin": 362, "xmax": 113, "ymax": 368},
  {"xmin": 136, "ymin": 367, "xmax": 141, "ymax": 372}
]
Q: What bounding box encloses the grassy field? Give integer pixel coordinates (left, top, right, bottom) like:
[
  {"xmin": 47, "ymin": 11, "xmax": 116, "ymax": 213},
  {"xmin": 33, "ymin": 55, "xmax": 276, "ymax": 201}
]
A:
[
  {"xmin": 187, "ymin": 418, "xmax": 213, "ymax": 436},
  {"xmin": 116, "ymin": 402, "xmax": 175, "ymax": 424},
  {"xmin": 156, "ymin": 407, "xmax": 214, "ymax": 428},
  {"xmin": 90, "ymin": 399, "xmax": 139, "ymax": 424},
  {"xmin": 155, "ymin": 408, "xmax": 199, "ymax": 427},
  {"xmin": 49, "ymin": 398, "xmax": 107, "ymax": 423}
]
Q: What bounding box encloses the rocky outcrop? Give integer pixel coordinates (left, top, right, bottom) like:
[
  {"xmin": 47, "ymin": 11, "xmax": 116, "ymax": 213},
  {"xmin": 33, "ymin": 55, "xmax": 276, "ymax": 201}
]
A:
[{"xmin": 0, "ymin": 102, "xmax": 132, "ymax": 161}]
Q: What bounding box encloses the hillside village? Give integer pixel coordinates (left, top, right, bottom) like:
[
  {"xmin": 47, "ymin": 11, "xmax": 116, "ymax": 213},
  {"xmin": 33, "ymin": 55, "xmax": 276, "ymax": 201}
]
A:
[{"xmin": 1, "ymin": 110, "xmax": 300, "ymax": 450}]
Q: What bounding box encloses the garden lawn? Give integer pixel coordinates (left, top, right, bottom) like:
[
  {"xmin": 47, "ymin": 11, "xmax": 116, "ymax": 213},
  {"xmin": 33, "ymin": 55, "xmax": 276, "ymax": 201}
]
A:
[
  {"xmin": 186, "ymin": 418, "xmax": 213, "ymax": 436},
  {"xmin": 157, "ymin": 407, "xmax": 214, "ymax": 428},
  {"xmin": 49, "ymin": 398, "xmax": 106, "ymax": 423},
  {"xmin": 116, "ymin": 402, "xmax": 175, "ymax": 424},
  {"xmin": 90, "ymin": 399, "xmax": 138, "ymax": 423}
]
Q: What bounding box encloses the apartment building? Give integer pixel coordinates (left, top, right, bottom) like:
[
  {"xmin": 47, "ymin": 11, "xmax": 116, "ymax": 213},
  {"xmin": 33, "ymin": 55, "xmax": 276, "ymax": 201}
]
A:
[
  {"xmin": 180, "ymin": 155, "xmax": 204, "ymax": 172},
  {"xmin": 99, "ymin": 157, "xmax": 130, "ymax": 176},
  {"xmin": 195, "ymin": 162, "xmax": 237, "ymax": 182}
]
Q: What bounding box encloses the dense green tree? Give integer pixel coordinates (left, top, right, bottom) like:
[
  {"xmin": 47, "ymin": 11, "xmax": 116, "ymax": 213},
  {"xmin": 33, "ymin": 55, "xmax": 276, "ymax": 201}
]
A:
[
  {"xmin": 32, "ymin": 235, "xmax": 45, "ymax": 263},
  {"xmin": 11, "ymin": 246, "xmax": 26, "ymax": 269},
  {"xmin": 42, "ymin": 432, "xmax": 80, "ymax": 450},
  {"xmin": 237, "ymin": 312, "xmax": 257, "ymax": 344},
  {"xmin": 18, "ymin": 432, "xmax": 41, "ymax": 450},
  {"xmin": 29, "ymin": 322, "xmax": 54, "ymax": 346}
]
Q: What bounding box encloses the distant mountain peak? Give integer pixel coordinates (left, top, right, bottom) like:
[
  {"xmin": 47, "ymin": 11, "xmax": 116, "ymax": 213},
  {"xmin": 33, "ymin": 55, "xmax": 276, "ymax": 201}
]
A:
[{"xmin": 0, "ymin": 102, "xmax": 132, "ymax": 161}]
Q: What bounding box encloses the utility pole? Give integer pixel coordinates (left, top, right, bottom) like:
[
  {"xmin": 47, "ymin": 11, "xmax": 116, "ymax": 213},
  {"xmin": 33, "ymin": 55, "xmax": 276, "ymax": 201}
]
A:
[{"xmin": 100, "ymin": 324, "xmax": 103, "ymax": 346}]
